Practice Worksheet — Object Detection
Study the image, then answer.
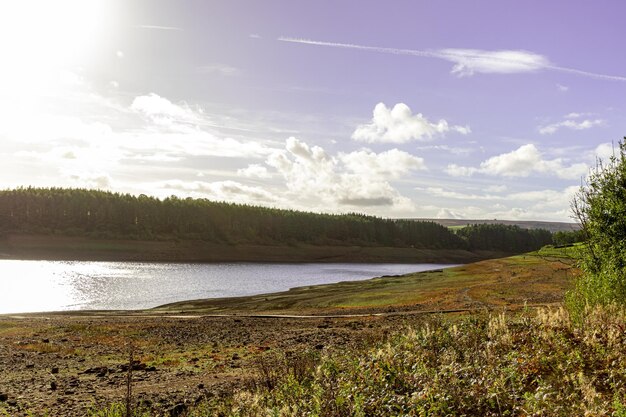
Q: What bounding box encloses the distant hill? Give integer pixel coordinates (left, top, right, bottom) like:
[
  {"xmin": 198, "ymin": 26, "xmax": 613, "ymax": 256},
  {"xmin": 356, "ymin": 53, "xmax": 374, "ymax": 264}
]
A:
[{"xmin": 412, "ymin": 219, "xmax": 580, "ymax": 233}]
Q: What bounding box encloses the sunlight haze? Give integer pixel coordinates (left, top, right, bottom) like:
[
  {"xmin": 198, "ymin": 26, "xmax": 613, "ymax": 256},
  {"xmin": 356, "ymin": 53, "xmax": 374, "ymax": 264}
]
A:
[{"xmin": 1, "ymin": 0, "xmax": 624, "ymax": 221}]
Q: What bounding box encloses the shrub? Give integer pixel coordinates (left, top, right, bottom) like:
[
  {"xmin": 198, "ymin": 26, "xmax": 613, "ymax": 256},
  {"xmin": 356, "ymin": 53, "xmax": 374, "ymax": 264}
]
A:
[{"xmin": 567, "ymin": 138, "xmax": 626, "ymax": 316}]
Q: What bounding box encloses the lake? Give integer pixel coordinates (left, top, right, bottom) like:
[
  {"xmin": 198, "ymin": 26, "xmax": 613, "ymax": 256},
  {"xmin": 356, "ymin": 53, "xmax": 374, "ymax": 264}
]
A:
[{"xmin": 0, "ymin": 260, "xmax": 453, "ymax": 314}]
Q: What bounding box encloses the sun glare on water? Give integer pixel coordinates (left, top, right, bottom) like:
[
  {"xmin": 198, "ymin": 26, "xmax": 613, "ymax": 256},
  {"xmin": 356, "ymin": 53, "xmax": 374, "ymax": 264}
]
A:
[{"xmin": 1, "ymin": 260, "xmax": 75, "ymax": 314}]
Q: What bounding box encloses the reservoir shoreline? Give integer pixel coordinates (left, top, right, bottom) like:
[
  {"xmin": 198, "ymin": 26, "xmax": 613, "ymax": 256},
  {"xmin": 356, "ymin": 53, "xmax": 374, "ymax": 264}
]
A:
[{"xmin": 0, "ymin": 234, "xmax": 510, "ymax": 264}]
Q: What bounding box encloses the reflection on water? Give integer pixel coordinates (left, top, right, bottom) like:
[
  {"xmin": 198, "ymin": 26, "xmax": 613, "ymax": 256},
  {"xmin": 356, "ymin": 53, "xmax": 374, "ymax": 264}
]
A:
[{"xmin": 0, "ymin": 260, "xmax": 453, "ymax": 314}]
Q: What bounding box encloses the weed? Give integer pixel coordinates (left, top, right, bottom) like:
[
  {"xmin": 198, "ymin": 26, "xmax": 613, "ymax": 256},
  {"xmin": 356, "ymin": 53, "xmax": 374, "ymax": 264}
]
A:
[{"xmin": 190, "ymin": 306, "xmax": 626, "ymax": 416}]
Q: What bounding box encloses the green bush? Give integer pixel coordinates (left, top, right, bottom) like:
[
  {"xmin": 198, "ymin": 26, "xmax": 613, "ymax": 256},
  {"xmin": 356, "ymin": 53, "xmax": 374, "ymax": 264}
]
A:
[{"xmin": 567, "ymin": 138, "xmax": 626, "ymax": 316}]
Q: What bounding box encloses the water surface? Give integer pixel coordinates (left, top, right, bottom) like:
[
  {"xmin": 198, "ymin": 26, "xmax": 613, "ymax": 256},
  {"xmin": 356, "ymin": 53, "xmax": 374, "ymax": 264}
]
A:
[{"xmin": 0, "ymin": 260, "xmax": 452, "ymax": 314}]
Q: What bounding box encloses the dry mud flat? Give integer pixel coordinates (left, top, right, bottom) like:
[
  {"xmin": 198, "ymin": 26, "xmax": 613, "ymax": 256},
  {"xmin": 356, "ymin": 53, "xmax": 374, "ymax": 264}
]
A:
[{"xmin": 0, "ymin": 313, "xmax": 425, "ymax": 416}]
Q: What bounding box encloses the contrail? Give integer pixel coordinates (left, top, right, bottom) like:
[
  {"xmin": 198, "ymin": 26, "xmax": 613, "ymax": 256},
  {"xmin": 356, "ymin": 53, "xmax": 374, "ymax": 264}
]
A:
[
  {"xmin": 547, "ymin": 65, "xmax": 626, "ymax": 82},
  {"xmin": 278, "ymin": 36, "xmax": 626, "ymax": 82},
  {"xmin": 277, "ymin": 37, "xmax": 446, "ymax": 59}
]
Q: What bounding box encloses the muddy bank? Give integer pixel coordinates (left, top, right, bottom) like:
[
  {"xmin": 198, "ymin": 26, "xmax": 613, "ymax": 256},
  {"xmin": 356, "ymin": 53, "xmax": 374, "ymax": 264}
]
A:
[{"xmin": 0, "ymin": 234, "xmax": 508, "ymax": 264}]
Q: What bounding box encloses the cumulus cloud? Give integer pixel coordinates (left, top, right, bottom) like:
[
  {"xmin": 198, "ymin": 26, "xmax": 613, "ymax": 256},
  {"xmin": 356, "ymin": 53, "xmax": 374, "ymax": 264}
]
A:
[
  {"xmin": 265, "ymin": 137, "xmax": 420, "ymax": 212},
  {"xmin": 594, "ymin": 142, "xmax": 616, "ymax": 161},
  {"xmin": 352, "ymin": 103, "xmax": 469, "ymax": 144},
  {"xmin": 340, "ymin": 148, "xmax": 425, "ymax": 178},
  {"xmin": 446, "ymin": 144, "xmax": 589, "ymax": 180}
]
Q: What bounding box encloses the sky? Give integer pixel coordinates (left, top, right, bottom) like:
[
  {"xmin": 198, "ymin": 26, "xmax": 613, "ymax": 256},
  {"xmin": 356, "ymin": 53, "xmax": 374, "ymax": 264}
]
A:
[{"xmin": 0, "ymin": 0, "xmax": 624, "ymax": 222}]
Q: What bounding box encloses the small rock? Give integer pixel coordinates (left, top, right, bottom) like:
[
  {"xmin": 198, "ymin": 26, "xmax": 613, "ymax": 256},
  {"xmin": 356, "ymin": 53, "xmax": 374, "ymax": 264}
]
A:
[
  {"xmin": 315, "ymin": 344, "xmax": 324, "ymax": 350},
  {"xmin": 7, "ymin": 399, "xmax": 17, "ymax": 407},
  {"xmin": 50, "ymin": 381, "xmax": 57, "ymax": 391},
  {"xmin": 84, "ymin": 366, "xmax": 108, "ymax": 375},
  {"xmin": 231, "ymin": 353, "xmax": 240, "ymax": 360},
  {"xmin": 168, "ymin": 403, "xmax": 187, "ymax": 417},
  {"xmin": 51, "ymin": 367, "xmax": 59, "ymax": 374},
  {"xmin": 0, "ymin": 393, "xmax": 8, "ymax": 401},
  {"xmin": 197, "ymin": 383, "xmax": 204, "ymax": 389},
  {"xmin": 25, "ymin": 363, "xmax": 35, "ymax": 369},
  {"xmin": 42, "ymin": 338, "xmax": 50, "ymax": 343}
]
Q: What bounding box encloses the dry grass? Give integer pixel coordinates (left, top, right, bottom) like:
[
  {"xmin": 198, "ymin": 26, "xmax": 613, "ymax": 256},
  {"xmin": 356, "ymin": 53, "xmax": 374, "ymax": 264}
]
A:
[{"xmin": 194, "ymin": 306, "xmax": 626, "ymax": 416}]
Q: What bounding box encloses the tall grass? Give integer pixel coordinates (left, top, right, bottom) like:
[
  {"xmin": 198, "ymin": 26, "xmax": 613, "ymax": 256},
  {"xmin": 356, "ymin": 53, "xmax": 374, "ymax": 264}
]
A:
[{"xmin": 193, "ymin": 307, "xmax": 626, "ymax": 416}]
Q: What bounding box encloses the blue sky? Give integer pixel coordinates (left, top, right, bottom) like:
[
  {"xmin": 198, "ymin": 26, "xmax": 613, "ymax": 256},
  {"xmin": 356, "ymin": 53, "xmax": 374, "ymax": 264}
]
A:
[{"xmin": 0, "ymin": 0, "xmax": 625, "ymax": 221}]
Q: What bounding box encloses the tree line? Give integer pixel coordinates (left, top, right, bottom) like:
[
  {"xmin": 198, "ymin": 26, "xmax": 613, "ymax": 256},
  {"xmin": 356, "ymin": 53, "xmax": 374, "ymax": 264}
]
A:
[{"xmin": 0, "ymin": 187, "xmax": 554, "ymax": 252}]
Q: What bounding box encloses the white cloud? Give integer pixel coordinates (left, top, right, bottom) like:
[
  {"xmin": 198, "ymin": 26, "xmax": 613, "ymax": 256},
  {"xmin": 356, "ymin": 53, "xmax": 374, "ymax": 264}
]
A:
[
  {"xmin": 137, "ymin": 25, "xmax": 183, "ymax": 31},
  {"xmin": 424, "ymin": 187, "xmax": 499, "ymax": 201},
  {"xmin": 414, "ymin": 144, "xmax": 474, "ymax": 156},
  {"xmin": 539, "ymin": 118, "xmax": 604, "ymax": 135},
  {"xmin": 265, "ymin": 137, "xmax": 419, "ymax": 212},
  {"xmin": 120, "ymin": 129, "xmax": 273, "ymax": 160},
  {"xmin": 131, "ymin": 93, "xmax": 199, "ymax": 124},
  {"xmin": 278, "ymin": 37, "xmax": 626, "ymax": 81},
  {"xmin": 156, "ymin": 180, "xmax": 279, "ymax": 205},
  {"xmin": 237, "ymin": 164, "xmax": 272, "ymax": 179},
  {"xmin": 340, "ymin": 148, "xmax": 425, "ymax": 178},
  {"xmin": 594, "ymin": 142, "xmax": 616, "ymax": 161},
  {"xmin": 197, "ymin": 64, "xmax": 240, "ymax": 76},
  {"xmin": 557, "ymin": 84, "xmax": 569, "ymax": 92},
  {"xmin": 485, "ymin": 184, "xmax": 507, "ymax": 193},
  {"xmin": 564, "ymin": 112, "xmax": 592, "ymax": 119},
  {"xmin": 429, "ymin": 185, "xmax": 579, "ymax": 222},
  {"xmin": 446, "ymin": 144, "xmax": 589, "ymax": 180},
  {"xmin": 61, "ymin": 169, "xmax": 112, "ymax": 189},
  {"xmin": 352, "ymin": 103, "xmax": 469, "ymax": 144},
  {"xmin": 439, "ymin": 48, "xmax": 549, "ymax": 77}
]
